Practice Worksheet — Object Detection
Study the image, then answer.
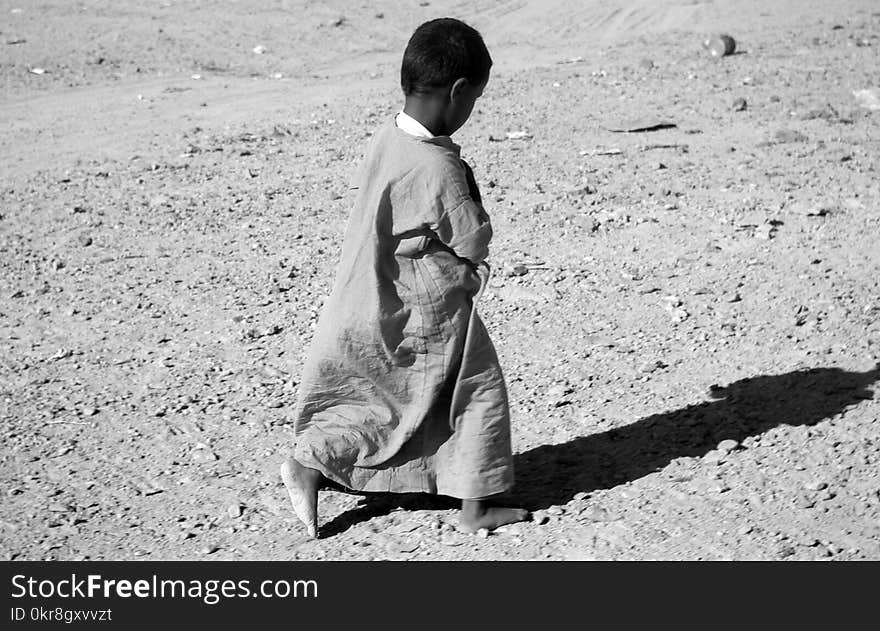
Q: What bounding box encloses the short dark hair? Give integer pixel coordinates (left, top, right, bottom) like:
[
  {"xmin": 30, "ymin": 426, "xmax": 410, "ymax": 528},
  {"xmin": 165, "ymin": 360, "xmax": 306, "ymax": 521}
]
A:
[{"xmin": 400, "ymin": 18, "xmax": 492, "ymax": 95}]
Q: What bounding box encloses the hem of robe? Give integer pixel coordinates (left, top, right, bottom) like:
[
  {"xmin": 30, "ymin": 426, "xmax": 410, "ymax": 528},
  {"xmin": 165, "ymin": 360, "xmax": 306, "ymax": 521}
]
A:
[{"xmin": 292, "ymin": 444, "xmax": 514, "ymax": 500}]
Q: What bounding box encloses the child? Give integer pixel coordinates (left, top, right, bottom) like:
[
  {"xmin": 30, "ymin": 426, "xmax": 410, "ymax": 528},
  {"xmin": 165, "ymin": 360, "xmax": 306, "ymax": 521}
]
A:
[{"xmin": 280, "ymin": 17, "xmax": 529, "ymax": 538}]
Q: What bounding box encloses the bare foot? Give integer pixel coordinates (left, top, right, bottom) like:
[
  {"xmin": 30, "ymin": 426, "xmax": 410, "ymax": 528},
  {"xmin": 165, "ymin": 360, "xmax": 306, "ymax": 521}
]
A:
[
  {"xmin": 459, "ymin": 498, "xmax": 530, "ymax": 533},
  {"xmin": 279, "ymin": 457, "xmax": 323, "ymax": 539}
]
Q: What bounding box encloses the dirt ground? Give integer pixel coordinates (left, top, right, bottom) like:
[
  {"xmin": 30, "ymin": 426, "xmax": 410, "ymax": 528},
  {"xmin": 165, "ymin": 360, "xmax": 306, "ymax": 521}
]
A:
[{"xmin": 1, "ymin": 0, "xmax": 879, "ymax": 561}]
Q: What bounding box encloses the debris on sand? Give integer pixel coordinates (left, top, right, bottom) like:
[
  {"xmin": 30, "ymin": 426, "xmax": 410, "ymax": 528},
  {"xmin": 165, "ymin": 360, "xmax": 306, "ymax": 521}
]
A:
[
  {"xmin": 582, "ymin": 147, "xmax": 623, "ymax": 156},
  {"xmin": 641, "ymin": 142, "xmax": 688, "ymax": 151},
  {"xmin": 853, "ymin": 88, "xmax": 880, "ymax": 111},
  {"xmin": 605, "ymin": 119, "xmax": 677, "ymax": 133},
  {"xmin": 703, "ymin": 34, "xmax": 736, "ymax": 57},
  {"xmin": 191, "ymin": 447, "xmax": 219, "ymax": 463},
  {"xmin": 639, "ymin": 359, "xmax": 667, "ymax": 374}
]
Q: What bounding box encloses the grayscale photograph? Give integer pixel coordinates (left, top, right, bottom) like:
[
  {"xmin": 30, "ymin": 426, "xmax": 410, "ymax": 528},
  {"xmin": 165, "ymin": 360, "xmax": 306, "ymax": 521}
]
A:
[{"xmin": 2, "ymin": 0, "xmax": 879, "ymax": 563}]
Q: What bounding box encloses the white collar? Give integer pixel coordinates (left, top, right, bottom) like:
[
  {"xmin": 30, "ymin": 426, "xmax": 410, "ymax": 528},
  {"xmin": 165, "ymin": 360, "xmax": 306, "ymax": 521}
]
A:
[{"xmin": 395, "ymin": 110, "xmax": 435, "ymax": 138}]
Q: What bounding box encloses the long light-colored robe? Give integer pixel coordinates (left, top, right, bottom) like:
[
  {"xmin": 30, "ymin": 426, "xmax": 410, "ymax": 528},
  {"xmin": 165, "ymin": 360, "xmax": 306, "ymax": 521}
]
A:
[{"xmin": 291, "ymin": 118, "xmax": 513, "ymax": 500}]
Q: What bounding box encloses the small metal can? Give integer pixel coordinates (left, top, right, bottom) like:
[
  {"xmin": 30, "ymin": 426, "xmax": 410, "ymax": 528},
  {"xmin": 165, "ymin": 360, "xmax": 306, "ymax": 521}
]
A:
[{"xmin": 704, "ymin": 34, "xmax": 736, "ymax": 57}]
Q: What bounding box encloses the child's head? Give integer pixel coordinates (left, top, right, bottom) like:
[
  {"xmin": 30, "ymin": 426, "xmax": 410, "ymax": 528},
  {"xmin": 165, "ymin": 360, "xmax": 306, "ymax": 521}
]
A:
[{"xmin": 401, "ymin": 18, "xmax": 492, "ymax": 135}]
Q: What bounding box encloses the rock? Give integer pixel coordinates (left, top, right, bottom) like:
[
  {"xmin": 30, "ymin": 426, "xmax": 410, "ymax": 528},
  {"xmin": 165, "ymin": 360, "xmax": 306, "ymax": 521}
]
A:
[
  {"xmin": 853, "ymin": 88, "xmax": 880, "ymax": 111},
  {"xmin": 78, "ymin": 234, "xmax": 93, "ymax": 247},
  {"xmin": 670, "ymin": 308, "xmax": 690, "ymax": 323},
  {"xmin": 581, "ymin": 505, "xmax": 621, "ymax": 522},
  {"xmin": 533, "ymin": 512, "xmax": 549, "ymax": 525},
  {"xmin": 639, "ymin": 359, "xmax": 666, "ymax": 374},
  {"xmin": 817, "ymin": 489, "xmax": 836, "ymax": 501},
  {"xmin": 795, "ymin": 495, "xmax": 815, "ymax": 509},
  {"xmin": 201, "ymin": 545, "xmax": 220, "ymax": 555},
  {"xmin": 252, "ymin": 45, "xmax": 266, "ymax": 54},
  {"xmin": 703, "ymin": 450, "xmax": 725, "ymax": 465},
  {"xmin": 803, "ymin": 480, "xmax": 828, "ymax": 491},
  {"xmin": 227, "ymin": 504, "xmax": 243, "ymax": 519},
  {"xmin": 440, "ymin": 533, "xmax": 462, "ymax": 546},
  {"xmin": 754, "ymin": 224, "xmax": 775, "ymax": 240},
  {"xmin": 546, "ymin": 383, "xmax": 573, "ymax": 405},
  {"xmin": 736, "ymin": 524, "xmax": 753, "ymax": 536},
  {"xmin": 191, "ymin": 449, "xmax": 219, "ymax": 464},
  {"xmin": 508, "ymin": 264, "xmax": 529, "ymax": 277},
  {"xmin": 717, "ymin": 439, "xmax": 739, "ymax": 453},
  {"xmin": 732, "ymin": 97, "xmax": 747, "ymax": 111},
  {"xmin": 476, "ymin": 528, "xmax": 490, "ymax": 538}
]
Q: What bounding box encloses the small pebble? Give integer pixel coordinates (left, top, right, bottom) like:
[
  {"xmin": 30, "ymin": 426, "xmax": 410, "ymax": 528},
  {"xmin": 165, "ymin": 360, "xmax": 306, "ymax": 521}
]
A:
[
  {"xmin": 639, "ymin": 360, "xmax": 666, "ymax": 374},
  {"xmin": 191, "ymin": 449, "xmax": 219, "ymax": 463},
  {"xmin": 78, "ymin": 234, "xmax": 93, "ymax": 247},
  {"xmin": 717, "ymin": 439, "xmax": 739, "ymax": 454},
  {"xmin": 795, "ymin": 496, "xmax": 815, "ymax": 509},
  {"xmin": 736, "ymin": 524, "xmax": 753, "ymax": 536},
  {"xmin": 440, "ymin": 533, "xmax": 462, "ymax": 546},
  {"xmin": 817, "ymin": 489, "xmax": 836, "ymax": 501},
  {"xmin": 703, "ymin": 450, "xmax": 725, "ymax": 465},
  {"xmin": 803, "ymin": 480, "xmax": 828, "ymax": 491}
]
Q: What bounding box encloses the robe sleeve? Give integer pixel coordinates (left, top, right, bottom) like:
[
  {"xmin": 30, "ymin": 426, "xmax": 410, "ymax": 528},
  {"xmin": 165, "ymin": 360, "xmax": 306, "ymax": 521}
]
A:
[{"xmin": 392, "ymin": 153, "xmax": 492, "ymax": 265}]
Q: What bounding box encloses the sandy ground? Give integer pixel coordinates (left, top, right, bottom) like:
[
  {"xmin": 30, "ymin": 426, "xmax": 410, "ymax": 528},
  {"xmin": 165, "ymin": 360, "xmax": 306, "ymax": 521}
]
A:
[{"xmin": 1, "ymin": 0, "xmax": 879, "ymax": 560}]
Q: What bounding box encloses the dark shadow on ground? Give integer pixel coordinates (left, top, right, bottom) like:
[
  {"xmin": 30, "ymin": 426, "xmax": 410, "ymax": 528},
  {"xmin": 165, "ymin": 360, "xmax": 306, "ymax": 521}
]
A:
[
  {"xmin": 513, "ymin": 365, "xmax": 878, "ymax": 510},
  {"xmin": 318, "ymin": 365, "xmax": 878, "ymax": 536}
]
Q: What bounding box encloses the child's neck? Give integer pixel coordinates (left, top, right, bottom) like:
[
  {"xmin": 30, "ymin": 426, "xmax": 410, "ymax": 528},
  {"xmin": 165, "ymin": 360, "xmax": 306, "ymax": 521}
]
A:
[{"xmin": 403, "ymin": 96, "xmax": 449, "ymax": 137}]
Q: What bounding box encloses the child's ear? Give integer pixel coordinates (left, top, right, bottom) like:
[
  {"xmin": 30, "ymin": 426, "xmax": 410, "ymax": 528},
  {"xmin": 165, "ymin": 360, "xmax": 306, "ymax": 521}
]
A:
[{"xmin": 449, "ymin": 78, "xmax": 469, "ymax": 102}]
